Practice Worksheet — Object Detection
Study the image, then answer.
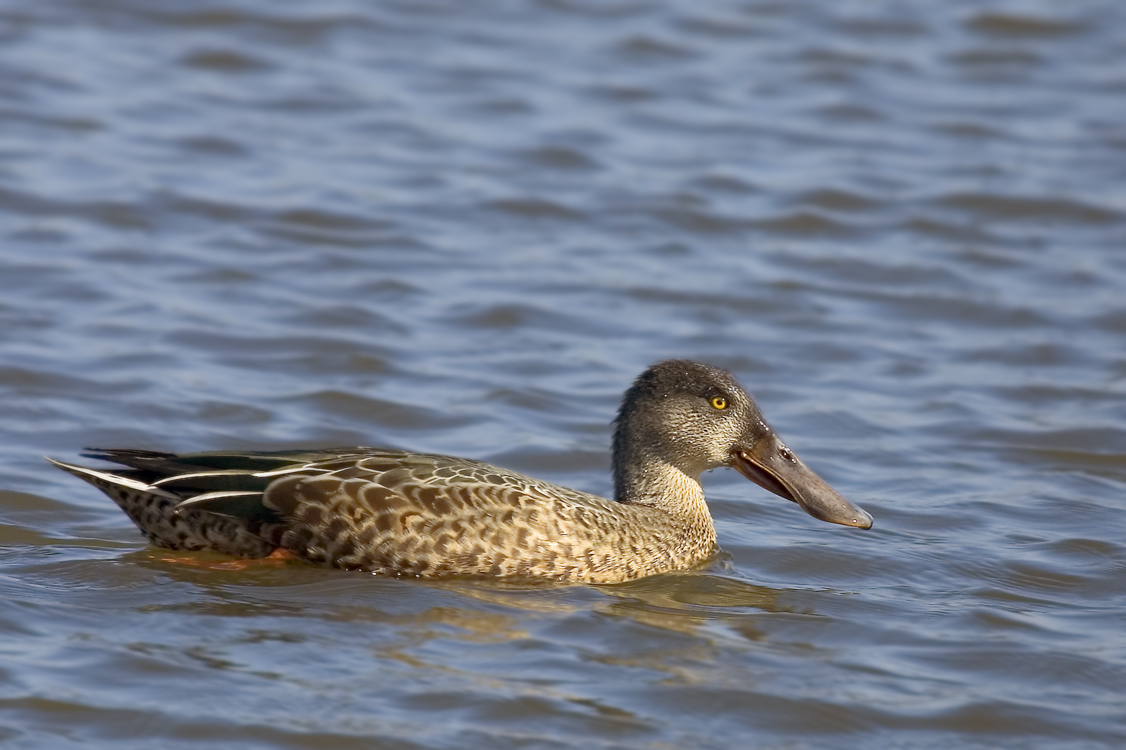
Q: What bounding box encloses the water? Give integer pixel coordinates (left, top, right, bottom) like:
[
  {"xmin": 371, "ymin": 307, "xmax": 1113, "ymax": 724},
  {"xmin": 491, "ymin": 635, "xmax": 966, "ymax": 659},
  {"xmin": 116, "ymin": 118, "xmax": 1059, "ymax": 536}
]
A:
[{"xmin": 2, "ymin": 0, "xmax": 1125, "ymax": 747}]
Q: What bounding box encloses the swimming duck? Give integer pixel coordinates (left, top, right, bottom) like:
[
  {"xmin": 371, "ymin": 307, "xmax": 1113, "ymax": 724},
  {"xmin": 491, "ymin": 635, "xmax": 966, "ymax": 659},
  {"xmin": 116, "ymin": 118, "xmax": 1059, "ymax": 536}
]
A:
[{"xmin": 48, "ymin": 360, "xmax": 872, "ymax": 584}]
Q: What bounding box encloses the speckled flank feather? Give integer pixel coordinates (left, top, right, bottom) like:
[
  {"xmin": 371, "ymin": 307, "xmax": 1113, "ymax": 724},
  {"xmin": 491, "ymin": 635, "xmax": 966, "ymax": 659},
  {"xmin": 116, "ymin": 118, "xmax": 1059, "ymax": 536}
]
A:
[
  {"xmin": 257, "ymin": 451, "xmax": 716, "ymax": 582},
  {"xmin": 48, "ymin": 360, "xmax": 871, "ymax": 583}
]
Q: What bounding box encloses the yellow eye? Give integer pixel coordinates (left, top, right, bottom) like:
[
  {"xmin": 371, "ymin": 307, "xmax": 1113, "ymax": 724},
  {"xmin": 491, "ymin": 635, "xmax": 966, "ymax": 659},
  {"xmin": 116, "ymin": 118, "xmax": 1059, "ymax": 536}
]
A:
[{"xmin": 710, "ymin": 396, "xmax": 727, "ymax": 410}]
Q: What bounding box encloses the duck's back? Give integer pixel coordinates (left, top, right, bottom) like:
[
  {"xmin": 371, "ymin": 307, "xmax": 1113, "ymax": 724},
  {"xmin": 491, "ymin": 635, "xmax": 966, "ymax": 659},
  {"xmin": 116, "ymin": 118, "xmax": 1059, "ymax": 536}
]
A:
[{"xmin": 51, "ymin": 448, "xmax": 717, "ymax": 583}]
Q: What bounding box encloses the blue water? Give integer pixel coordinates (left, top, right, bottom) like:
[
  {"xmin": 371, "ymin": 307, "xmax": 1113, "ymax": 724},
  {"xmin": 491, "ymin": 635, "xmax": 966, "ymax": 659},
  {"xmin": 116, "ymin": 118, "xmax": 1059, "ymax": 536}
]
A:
[{"xmin": 2, "ymin": 1, "xmax": 1125, "ymax": 747}]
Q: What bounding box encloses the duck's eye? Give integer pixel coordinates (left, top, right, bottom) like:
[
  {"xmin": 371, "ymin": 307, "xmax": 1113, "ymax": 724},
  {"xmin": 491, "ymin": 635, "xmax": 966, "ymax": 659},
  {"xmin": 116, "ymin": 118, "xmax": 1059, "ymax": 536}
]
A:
[{"xmin": 710, "ymin": 396, "xmax": 727, "ymax": 410}]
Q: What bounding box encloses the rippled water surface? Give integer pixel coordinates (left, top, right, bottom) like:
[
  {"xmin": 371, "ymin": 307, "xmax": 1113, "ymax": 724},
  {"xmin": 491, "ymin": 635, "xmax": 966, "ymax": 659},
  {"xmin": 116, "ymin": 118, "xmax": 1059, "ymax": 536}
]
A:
[{"xmin": 2, "ymin": 1, "xmax": 1126, "ymax": 747}]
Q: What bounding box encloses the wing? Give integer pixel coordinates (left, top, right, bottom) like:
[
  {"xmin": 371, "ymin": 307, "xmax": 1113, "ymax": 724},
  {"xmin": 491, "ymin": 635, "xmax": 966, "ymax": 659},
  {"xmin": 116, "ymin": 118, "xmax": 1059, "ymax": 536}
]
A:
[{"xmin": 250, "ymin": 450, "xmax": 630, "ymax": 577}]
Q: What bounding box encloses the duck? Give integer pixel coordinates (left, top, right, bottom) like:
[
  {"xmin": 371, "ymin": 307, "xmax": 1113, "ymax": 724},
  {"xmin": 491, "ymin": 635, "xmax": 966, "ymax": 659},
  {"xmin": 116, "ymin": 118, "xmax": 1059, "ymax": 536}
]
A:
[{"xmin": 48, "ymin": 360, "xmax": 872, "ymax": 584}]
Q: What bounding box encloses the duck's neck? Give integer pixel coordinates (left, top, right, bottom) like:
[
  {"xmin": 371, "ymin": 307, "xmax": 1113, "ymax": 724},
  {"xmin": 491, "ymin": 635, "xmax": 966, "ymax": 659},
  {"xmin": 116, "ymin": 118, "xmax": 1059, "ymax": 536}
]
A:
[{"xmin": 612, "ymin": 433, "xmax": 712, "ymax": 529}]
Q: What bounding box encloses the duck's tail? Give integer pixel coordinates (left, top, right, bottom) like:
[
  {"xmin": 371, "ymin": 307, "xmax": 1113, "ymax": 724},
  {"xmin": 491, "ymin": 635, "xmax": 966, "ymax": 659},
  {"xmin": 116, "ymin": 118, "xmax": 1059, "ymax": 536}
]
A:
[{"xmin": 47, "ymin": 453, "xmax": 279, "ymax": 558}]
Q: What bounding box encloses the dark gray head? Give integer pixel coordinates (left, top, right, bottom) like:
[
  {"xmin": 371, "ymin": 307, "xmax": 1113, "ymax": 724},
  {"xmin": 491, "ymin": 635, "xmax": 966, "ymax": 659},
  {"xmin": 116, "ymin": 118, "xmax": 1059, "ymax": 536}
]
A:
[{"xmin": 613, "ymin": 360, "xmax": 872, "ymax": 529}]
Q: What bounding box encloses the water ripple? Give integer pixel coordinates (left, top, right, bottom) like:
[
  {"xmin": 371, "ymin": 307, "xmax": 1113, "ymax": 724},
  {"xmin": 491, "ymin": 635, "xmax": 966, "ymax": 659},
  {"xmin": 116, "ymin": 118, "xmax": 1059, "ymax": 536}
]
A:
[{"xmin": 2, "ymin": 0, "xmax": 1126, "ymax": 748}]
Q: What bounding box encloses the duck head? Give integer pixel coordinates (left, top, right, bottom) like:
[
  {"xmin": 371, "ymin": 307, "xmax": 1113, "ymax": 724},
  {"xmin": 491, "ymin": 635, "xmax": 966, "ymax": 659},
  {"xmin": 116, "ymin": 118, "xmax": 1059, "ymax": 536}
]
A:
[{"xmin": 613, "ymin": 360, "xmax": 873, "ymax": 529}]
